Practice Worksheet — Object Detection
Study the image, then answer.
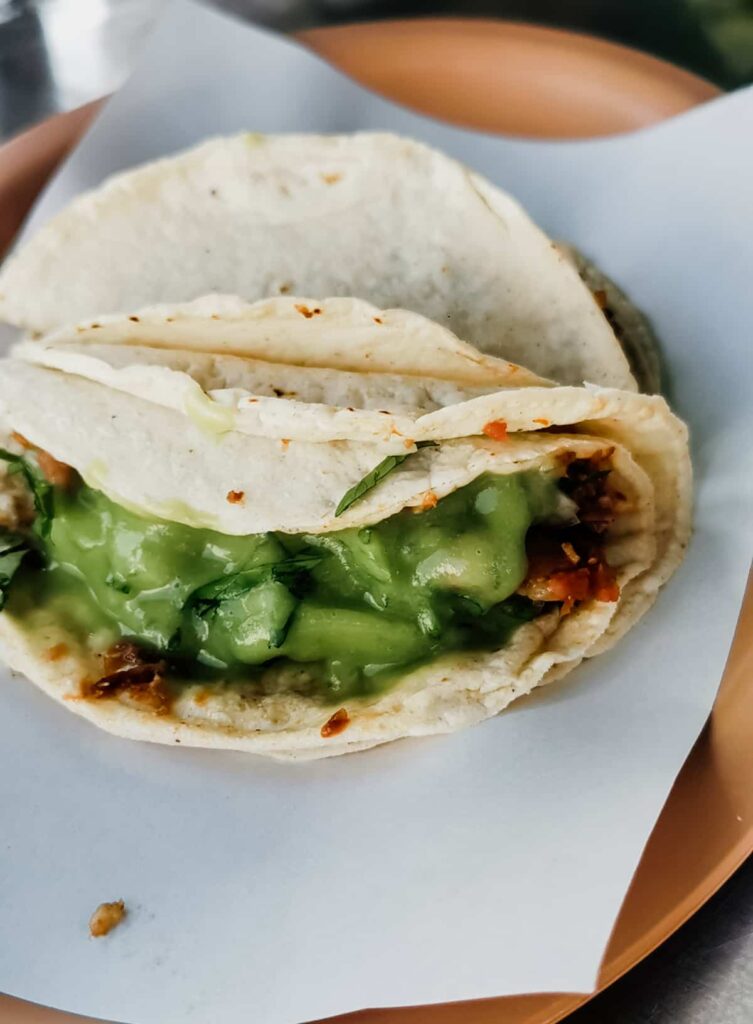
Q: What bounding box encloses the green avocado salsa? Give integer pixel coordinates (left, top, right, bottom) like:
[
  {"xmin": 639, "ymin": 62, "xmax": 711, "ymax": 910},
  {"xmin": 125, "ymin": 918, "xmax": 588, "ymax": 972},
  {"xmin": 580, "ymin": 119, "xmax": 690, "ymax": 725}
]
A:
[{"xmin": 7, "ymin": 469, "xmax": 565, "ymax": 700}]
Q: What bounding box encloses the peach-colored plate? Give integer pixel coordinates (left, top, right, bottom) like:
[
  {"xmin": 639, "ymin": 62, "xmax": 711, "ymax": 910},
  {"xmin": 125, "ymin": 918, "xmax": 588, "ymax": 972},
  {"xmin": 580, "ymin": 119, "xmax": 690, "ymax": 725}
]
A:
[{"xmin": 1, "ymin": 18, "xmax": 746, "ymax": 1024}]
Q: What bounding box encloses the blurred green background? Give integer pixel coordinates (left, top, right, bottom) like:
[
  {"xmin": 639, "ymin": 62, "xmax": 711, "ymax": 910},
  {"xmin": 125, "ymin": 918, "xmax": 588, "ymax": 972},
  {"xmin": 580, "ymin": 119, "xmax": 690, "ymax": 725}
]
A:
[{"xmin": 308, "ymin": 0, "xmax": 753, "ymax": 88}]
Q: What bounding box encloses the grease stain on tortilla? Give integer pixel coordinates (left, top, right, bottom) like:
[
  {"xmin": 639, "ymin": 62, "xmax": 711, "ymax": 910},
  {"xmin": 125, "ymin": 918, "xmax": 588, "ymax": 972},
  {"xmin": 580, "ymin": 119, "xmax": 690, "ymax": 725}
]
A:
[
  {"xmin": 294, "ymin": 304, "xmax": 322, "ymax": 319},
  {"xmin": 45, "ymin": 643, "xmax": 69, "ymax": 662}
]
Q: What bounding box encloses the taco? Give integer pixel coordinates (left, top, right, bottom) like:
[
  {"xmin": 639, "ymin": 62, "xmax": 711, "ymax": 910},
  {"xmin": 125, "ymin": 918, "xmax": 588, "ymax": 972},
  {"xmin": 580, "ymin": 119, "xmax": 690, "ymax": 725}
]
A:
[
  {"xmin": 0, "ymin": 132, "xmax": 640, "ymax": 390},
  {"xmin": 0, "ymin": 297, "xmax": 690, "ymax": 759}
]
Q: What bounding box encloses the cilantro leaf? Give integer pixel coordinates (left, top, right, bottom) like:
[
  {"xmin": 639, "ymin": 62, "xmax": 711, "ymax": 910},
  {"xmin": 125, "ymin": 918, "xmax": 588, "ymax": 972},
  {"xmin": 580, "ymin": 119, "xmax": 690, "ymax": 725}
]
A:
[
  {"xmin": 495, "ymin": 595, "xmax": 542, "ymax": 622},
  {"xmin": 0, "ymin": 449, "xmax": 53, "ymax": 538},
  {"xmin": 189, "ymin": 553, "xmax": 322, "ymax": 619},
  {"xmin": 334, "ymin": 442, "xmax": 438, "ymax": 518},
  {"xmin": 0, "ymin": 529, "xmax": 31, "ymax": 611}
]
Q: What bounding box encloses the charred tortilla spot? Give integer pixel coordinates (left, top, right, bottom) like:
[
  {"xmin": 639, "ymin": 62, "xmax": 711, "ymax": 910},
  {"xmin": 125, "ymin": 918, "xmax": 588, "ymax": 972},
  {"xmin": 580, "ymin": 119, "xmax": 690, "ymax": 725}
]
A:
[
  {"xmin": 294, "ymin": 304, "xmax": 322, "ymax": 319},
  {"xmin": 226, "ymin": 490, "xmax": 245, "ymax": 504}
]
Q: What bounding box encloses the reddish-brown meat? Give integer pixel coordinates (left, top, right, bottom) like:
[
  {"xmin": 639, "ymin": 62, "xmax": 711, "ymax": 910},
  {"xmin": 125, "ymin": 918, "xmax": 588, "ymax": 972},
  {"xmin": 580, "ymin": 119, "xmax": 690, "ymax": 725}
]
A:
[
  {"xmin": 85, "ymin": 642, "xmax": 170, "ymax": 715},
  {"xmin": 519, "ymin": 450, "xmax": 621, "ymax": 610},
  {"xmin": 558, "ymin": 449, "xmax": 618, "ymax": 534},
  {"xmin": 11, "ymin": 432, "xmax": 77, "ymax": 490}
]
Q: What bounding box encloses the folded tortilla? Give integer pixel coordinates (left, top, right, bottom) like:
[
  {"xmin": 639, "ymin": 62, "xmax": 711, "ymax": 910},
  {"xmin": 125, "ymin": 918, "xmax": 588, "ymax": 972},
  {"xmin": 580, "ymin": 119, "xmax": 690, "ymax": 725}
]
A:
[
  {"xmin": 0, "ymin": 132, "xmax": 638, "ymax": 390},
  {"xmin": 0, "ymin": 297, "xmax": 690, "ymax": 759}
]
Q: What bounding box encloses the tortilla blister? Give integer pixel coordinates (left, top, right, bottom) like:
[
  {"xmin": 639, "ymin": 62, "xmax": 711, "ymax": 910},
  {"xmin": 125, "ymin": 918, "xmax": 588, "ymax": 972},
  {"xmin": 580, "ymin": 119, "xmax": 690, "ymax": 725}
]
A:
[
  {"xmin": 0, "ymin": 132, "xmax": 636, "ymax": 390},
  {"xmin": 0, "ymin": 297, "xmax": 690, "ymax": 758}
]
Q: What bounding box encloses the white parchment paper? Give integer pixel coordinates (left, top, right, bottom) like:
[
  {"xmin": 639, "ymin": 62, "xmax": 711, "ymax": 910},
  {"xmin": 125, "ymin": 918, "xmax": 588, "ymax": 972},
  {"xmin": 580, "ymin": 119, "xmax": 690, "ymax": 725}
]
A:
[{"xmin": 1, "ymin": 3, "xmax": 752, "ymax": 1022}]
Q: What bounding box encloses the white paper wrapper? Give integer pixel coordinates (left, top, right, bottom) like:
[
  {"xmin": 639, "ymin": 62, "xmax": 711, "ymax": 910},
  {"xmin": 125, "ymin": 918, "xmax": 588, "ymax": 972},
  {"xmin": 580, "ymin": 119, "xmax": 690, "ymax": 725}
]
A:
[{"xmin": 1, "ymin": 3, "xmax": 751, "ymax": 1022}]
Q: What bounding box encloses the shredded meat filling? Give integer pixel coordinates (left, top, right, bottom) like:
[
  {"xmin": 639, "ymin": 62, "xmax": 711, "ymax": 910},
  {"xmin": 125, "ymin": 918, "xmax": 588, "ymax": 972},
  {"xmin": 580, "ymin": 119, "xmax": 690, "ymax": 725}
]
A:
[
  {"xmin": 558, "ymin": 449, "xmax": 619, "ymax": 533},
  {"xmin": 11, "ymin": 432, "xmax": 78, "ymax": 490},
  {"xmin": 519, "ymin": 452, "xmax": 621, "ymax": 612},
  {"xmin": 85, "ymin": 641, "xmax": 170, "ymax": 714}
]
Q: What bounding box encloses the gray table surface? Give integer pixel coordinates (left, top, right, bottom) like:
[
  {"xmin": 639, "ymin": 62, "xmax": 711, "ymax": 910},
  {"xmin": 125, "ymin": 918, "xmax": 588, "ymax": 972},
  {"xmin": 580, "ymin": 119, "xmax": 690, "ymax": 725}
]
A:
[{"xmin": 1, "ymin": 3, "xmax": 750, "ymax": 1022}]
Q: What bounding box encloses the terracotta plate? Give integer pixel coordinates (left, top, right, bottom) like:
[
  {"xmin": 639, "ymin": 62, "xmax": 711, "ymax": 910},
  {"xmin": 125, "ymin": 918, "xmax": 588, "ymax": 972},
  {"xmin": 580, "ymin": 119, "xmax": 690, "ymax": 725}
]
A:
[{"xmin": 1, "ymin": 18, "xmax": 747, "ymax": 1024}]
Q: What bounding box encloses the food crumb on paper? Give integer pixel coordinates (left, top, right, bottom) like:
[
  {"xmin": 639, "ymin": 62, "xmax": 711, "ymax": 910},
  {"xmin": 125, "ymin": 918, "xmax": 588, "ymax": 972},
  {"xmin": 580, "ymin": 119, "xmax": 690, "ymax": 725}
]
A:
[{"xmin": 89, "ymin": 899, "xmax": 126, "ymax": 937}]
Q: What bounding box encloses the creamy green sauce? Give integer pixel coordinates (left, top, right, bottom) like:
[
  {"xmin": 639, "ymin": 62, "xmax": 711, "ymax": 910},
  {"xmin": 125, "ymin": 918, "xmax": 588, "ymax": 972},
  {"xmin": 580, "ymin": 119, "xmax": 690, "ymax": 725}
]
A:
[{"xmin": 11, "ymin": 471, "xmax": 562, "ymax": 700}]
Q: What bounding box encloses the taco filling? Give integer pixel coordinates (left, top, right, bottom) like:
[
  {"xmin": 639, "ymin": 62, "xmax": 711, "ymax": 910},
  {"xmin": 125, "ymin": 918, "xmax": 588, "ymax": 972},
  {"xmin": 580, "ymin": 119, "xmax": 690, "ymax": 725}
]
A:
[{"xmin": 2, "ymin": 444, "xmax": 619, "ymax": 708}]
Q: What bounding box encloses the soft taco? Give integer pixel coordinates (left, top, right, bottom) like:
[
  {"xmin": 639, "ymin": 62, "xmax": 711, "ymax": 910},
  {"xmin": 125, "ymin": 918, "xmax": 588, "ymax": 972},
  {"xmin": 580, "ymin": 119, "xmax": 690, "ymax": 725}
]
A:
[
  {"xmin": 0, "ymin": 297, "xmax": 689, "ymax": 759},
  {"xmin": 0, "ymin": 132, "xmax": 643, "ymax": 390}
]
